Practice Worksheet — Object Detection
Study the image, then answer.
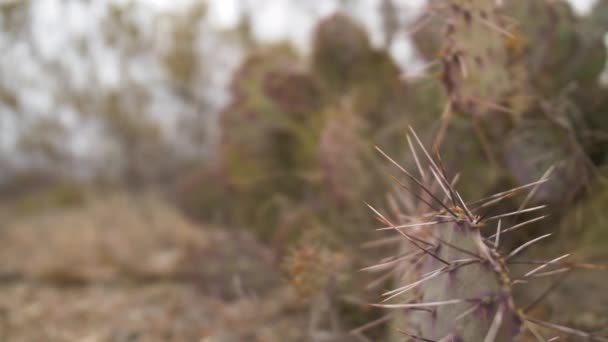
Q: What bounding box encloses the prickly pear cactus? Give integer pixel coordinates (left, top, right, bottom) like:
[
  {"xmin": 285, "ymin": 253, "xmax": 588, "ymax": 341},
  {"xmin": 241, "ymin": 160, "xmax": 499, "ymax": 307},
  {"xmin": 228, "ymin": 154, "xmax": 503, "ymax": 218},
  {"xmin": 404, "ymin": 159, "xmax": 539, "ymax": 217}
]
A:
[
  {"xmin": 220, "ymin": 45, "xmax": 321, "ymax": 194},
  {"xmin": 369, "ymin": 136, "xmax": 523, "ymax": 340},
  {"xmin": 558, "ymin": 179, "xmax": 608, "ymax": 261},
  {"xmin": 311, "ymin": 13, "xmax": 374, "ymax": 95},
  {"xmin": 504, "ymin": 115, "xmax": 591, "ymax": 206},
  {"xmin": 319, "ymin": 107, "xmax": 367, "ymax": 206},
  {"xmin": 365, "ymin": 130, "xmax": 608, "ymax": 341},
  {"xmin": 181, "ymin": 14, "xmax": 418, "ymax": 241},
  {"xmin": 409, "ymin": 221, "xmax": 522, "ymax": 341},
  {"xmin": 413, "ymin": 0, "xmax": 608, "ymax": 140},
  {"xmin": 311, "ymin": 13, "xmax": 408, "ymax": 133},
  {"xmin": 504, "ymin": 0, "xmax": 607, "ymax": 93},
  {"xmin": 438, "ymin": 0, "xmax": 531, "ymax": 118}
]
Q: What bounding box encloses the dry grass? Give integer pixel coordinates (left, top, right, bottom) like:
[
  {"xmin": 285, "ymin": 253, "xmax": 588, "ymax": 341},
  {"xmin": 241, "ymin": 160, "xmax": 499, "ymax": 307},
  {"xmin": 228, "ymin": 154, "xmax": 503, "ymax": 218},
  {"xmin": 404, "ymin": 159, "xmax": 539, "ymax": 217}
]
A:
[
  {"xmin": 0, "ymin": 193, "xmax": 206, "ymax": 282},
  {"xmin": 0, "ymin": 192, "xmax": 308, "ymax": 341},
  {"xmin": 0, "ymin": 283, "xmax": 309, "ymax": 342}
]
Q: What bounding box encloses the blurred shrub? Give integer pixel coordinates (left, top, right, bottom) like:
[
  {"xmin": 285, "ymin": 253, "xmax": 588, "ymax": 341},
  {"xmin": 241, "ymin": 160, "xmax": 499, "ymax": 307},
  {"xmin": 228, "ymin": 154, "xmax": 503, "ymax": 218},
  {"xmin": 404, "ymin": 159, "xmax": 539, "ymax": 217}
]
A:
[
  {"xmin": 177, "ymin": 14, "xmax": 418, "ymax": 245},
  {"xmin": 12, "ymin": 183, "xmax": 87, "ymax": 216}
]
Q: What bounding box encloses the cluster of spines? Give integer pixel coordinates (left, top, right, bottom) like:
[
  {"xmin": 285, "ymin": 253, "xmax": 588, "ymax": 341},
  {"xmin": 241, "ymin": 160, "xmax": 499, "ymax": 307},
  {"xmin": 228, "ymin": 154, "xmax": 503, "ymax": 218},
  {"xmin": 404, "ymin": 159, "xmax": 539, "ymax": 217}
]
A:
[{"xmin": 354, "ymin": 127, "xmax": 608, "ymax": 342}]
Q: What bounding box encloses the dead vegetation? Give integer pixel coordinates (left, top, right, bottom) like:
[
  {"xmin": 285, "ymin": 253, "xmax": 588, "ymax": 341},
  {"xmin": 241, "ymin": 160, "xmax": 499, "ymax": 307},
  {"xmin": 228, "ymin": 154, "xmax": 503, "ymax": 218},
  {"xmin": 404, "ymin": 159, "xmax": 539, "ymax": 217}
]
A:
[{"xmin": 0, "ymin": 192, "xmax": 311, "ymax": 341}]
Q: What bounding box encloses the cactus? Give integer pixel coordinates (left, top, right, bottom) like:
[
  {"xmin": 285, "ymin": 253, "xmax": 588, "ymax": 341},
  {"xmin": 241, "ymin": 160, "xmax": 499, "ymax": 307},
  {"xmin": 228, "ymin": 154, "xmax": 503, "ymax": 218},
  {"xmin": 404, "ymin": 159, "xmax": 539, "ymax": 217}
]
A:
[
  {"xmin": 311, "ymin": 13, "xmax": 409, "ymax": 134},
  {"xmin": 363, "ymin": 129, "xmax": 608, "ymax": 341},
  {"xmin": 180, "ymin": 14, "xmax": 416, "ymax": 242},
  {"xmin": 436, "ymin": 0, "xmax": 532, "ymax": 121},
  {"xmin": 172, "ymin": 6, "xmax": 608, "ymax": 339},
  {"xmin": 411, "ymin": 0, "xmax": 607, "ymax": 163},
  {"xmin": 359, "ymin": 2, "xmax": 608, "ymax": 339},
  {"xmin": 504, "ymin": 115, "xmax": 593, "ymax": 206},
  {"xmin": 507, "ymin": 177, "xmax": 608, "ymax": 336},
  {"xmin": 415, "ymin": 0, "xmax": 603, "ymax": 119},
  {"xmin": 404, "ymin": 0, "xmax": 608, "ymax": 229},
  {"xmin": 557, "ymin": 178, "xmax": 608, "ymax": 261}
]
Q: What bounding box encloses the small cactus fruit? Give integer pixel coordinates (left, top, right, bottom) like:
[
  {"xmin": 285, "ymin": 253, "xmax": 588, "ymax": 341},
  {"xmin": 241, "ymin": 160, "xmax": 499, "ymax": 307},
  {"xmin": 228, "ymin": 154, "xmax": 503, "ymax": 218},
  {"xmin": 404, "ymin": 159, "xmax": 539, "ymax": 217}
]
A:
[
  {"xmin": 284, "ymin": 226, "xmax": 349, "ymax": 299},
  {"xmin": 285, "ymin": 244, "xmax": 336, "ymax": 298},
  {"xmin": 362, "ymin": 128, "xmax": 608, "ymax": 341}
]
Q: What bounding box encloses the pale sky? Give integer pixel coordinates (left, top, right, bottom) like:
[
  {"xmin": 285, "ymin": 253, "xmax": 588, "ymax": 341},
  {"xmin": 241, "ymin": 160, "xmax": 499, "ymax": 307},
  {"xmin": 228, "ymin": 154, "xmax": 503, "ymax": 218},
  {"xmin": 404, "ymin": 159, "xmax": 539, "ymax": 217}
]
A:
[
  {"xmin": 204, "ymin": 0, "xmax": 600, "ymax": 70},
  {"xmin": 0, "ymin": 0, "xmax": 604, "ymax": 174},
  {"xmin": 206, "ymin": 0, "xmax": 599, "ymax": 42}
]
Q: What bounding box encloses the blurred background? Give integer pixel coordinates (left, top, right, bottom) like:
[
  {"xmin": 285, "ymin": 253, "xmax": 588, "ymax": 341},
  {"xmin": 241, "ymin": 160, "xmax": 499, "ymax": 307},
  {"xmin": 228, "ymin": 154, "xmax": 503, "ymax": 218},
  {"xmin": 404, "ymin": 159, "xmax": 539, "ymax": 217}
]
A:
[{"xmin": 0, "ymin": 0, "xmax": 607, "ymax": 341}]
